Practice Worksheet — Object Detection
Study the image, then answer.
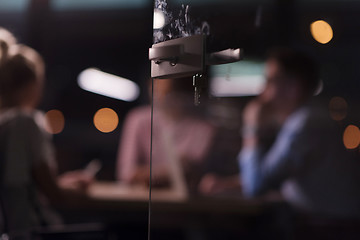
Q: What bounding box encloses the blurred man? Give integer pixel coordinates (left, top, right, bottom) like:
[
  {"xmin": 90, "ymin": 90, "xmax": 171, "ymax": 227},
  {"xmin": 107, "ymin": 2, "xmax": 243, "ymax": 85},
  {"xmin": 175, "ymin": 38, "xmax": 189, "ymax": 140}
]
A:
[{"xmin": 239, "ymin": 48, "xmax": 360, "ymax": 218}]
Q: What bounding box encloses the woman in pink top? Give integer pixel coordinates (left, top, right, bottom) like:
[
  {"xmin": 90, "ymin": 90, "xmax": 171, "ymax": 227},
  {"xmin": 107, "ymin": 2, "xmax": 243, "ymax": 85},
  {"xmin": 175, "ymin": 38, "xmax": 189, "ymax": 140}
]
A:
[{"xmin": 116, "ymin": 78, "xmax": 215, "ymax": 192}]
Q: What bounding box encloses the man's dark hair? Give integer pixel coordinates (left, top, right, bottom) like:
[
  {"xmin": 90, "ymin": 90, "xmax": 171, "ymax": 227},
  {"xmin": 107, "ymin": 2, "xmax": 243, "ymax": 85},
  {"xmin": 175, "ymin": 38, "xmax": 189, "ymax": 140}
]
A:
[{"xmin": 267, "ymin": 47, "xmax": 320, "ymax": 95}]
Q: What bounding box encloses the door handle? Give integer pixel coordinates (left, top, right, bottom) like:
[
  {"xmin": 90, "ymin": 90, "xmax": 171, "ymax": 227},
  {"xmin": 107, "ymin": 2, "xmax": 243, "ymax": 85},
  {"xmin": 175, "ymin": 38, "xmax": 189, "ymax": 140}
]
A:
[
  {"xmin": 149, "ymin": 44, "xmax": 184, "ymax": 64},
  {"xmin": 206, "ymin": 48, "xmax": 244, "ymax": 65}
]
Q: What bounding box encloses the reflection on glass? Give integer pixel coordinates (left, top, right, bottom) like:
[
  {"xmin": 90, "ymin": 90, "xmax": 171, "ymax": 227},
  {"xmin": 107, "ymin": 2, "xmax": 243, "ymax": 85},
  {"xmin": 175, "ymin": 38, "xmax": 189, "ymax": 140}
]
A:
[
  {"xmin": 153, "ymin": 0, "xmax": 209, "ymax": 43},
  {"xmin": 45, "ymin": 109, "xmax": 65, "ymax": 134},
  {"xmin": 93, "ymin": 108, "xmax": 119, "ymax": 133}
]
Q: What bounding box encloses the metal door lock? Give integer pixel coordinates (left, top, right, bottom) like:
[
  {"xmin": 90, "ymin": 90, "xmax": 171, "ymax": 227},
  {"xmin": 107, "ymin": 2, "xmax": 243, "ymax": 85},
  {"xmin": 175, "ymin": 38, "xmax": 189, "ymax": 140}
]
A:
[
  {"xmin": 149, "ymin": 35, "xmax": 205, "ymax": 79},
  {"xmin": 149, "ymin": 34, "xmax": 244, "ymax": 105}
]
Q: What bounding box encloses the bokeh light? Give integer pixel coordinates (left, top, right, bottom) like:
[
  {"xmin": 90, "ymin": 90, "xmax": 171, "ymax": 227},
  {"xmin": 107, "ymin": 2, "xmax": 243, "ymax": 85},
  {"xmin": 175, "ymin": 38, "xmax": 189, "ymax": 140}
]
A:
[
  {"xmin": 329, "ymin": 96, "xmax": 348, "ymax": 121},
  {"xmin": 45, "ymin": 109, "xmax": 65, "ymax": 134},
  {"xmin": 93, "ymin": 108, "xmax": 119, "ymax": 133},
  {"xmin": 153, "ymin": 9, "xmax": 165, "ymax": 29},
  {"xmin": 343, "ymin": 125, "xmax": 360, "ymax": 150},
  {"xmin": 310, "ymin": 20, "xmax": 333, "ymax": 44},
  {"xmin": 78, "ymin": 68, "xmax": 139, "ymax": 102}
]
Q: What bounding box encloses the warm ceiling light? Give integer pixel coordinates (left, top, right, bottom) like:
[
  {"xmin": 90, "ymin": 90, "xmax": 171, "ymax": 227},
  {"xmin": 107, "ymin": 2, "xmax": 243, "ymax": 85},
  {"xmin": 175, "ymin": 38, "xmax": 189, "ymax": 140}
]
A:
[
  {"xmin": 93, "ymin": 108, "xmax": 119, "ymax": 133},
  {"xmin": 310, "ymin": 20, "xmax": 333, "ymax": 44},
  {"xmin": 78, "ymin": 68, "xmax": 140, "ymax": 102}
]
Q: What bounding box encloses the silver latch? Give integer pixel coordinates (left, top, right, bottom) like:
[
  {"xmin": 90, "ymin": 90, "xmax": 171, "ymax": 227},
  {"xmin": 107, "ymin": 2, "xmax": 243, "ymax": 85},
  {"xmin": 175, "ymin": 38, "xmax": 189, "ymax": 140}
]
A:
[
  {"xmin": 149, "ymin": 35, "xmax": 205, "ymax": 79},
  {"xmin": 149, "ymin": 35, "xmax": 243, "ymax": 105}
]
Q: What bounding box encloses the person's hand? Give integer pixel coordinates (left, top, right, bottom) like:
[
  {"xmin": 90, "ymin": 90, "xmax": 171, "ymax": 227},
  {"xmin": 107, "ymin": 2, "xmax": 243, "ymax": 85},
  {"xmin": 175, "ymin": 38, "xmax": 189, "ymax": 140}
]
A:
[
  {"xmin": 242, "ymin": 100, "xmax": 280, "ymax": 148},
  {"xmin": 198, "ymin": 173, "xmax": 221, "ymax": 195},
  {"xmin": 198, "ymin": 173, "xmax": 241, "ymax": 195},
  {"xmin": 130, "ymin": 166, "xmax": 171, "ymax": 188},
  {"xmin": 242, "ymin": 100, "xmax": 265, "ymax": 147},
  {"xmin": 129, "ymin": 167, "xmax": 150, "ymax": 186},
  {"xmin": 57, "ymin": 170, "xmax": 93, "ymax": 193}
]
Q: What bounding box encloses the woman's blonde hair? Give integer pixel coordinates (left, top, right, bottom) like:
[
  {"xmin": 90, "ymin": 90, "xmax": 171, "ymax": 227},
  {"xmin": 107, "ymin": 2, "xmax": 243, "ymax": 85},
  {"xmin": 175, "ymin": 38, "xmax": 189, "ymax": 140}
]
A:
[{"xmin": 0, "ymin": 27, "xmax": 44, "ymax": 108}]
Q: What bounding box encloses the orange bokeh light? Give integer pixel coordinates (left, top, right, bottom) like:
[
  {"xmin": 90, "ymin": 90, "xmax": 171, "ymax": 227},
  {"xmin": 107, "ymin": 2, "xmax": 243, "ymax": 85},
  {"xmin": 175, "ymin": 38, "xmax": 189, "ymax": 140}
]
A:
[
  {"xmin": 45, "ymin": 109, "xmax": 65, "ymax": 134},
  {"xmin": 343, "ymin": 125, "xmax": 360, "ymax": 150},
  {"xmin": 93, "ymin": 108, "xmax": 119, "ymax": 133},
  {"xmin": 310, "ymin": 20, "xmax": 333, "ymax": 44}
]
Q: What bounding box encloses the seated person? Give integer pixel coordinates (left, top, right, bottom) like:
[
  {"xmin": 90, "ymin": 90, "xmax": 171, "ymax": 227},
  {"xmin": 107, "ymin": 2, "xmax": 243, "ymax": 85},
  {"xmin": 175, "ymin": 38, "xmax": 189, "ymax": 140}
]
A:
[
  {"xmin": 239, "ymin": 47, "xmax": 360, "ymax": 218},
  {"xmin": 0, "ymin": 28, "xmax": 92, "ymax": 238},
  {"xmin": 116, "ymin": 78, "xmax": 216, "ymax": 194}
]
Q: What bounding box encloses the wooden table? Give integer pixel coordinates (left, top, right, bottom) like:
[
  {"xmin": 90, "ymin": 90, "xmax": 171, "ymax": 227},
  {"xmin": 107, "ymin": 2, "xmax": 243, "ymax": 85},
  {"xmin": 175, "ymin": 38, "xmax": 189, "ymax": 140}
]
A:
[
  {"xmin": 64, "ymin": 181, "xmax": 282, "ymax": 222},
  {"xmin": 59, "ymin": 181, "xmax": 286, "ymax": 239}
]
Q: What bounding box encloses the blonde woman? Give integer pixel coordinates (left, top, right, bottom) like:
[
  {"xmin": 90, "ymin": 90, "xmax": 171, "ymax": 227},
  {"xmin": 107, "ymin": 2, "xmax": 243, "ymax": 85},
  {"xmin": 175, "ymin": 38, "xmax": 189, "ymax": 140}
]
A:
[{"xmin": 0, "ymin": 28, "xmax": 91, "ymax": 239}]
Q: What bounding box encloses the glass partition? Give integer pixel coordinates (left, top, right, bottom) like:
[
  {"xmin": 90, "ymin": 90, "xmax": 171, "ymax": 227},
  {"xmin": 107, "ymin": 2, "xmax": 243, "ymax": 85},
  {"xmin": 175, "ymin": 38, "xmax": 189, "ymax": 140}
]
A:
[
  {"xmin": 149, "ymin": 0, "xmax": 360, "ymax": 239},
  {"xmin": 149, "ymin": 1, "xmax": 268, "ymax": 239}
]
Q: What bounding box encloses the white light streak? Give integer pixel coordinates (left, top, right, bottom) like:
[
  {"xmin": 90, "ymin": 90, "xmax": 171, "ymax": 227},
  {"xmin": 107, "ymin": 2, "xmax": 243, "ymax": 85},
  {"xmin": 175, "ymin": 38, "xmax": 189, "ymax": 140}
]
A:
[{"xmin": 78, "ymin": 68, "xmax": 139, "ymax": 102}]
